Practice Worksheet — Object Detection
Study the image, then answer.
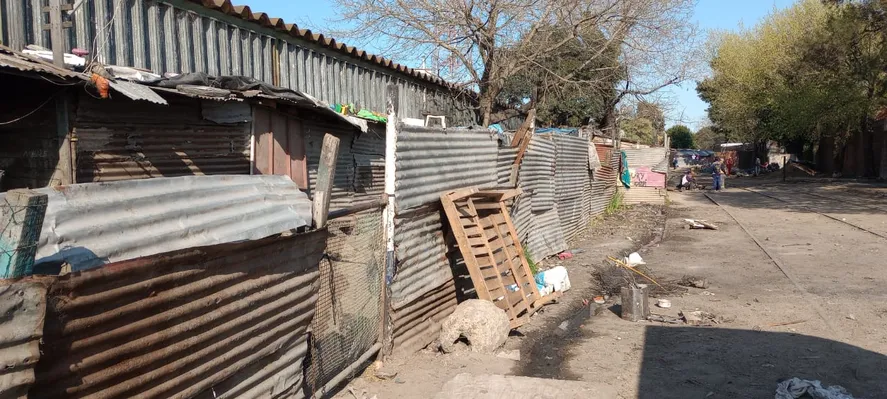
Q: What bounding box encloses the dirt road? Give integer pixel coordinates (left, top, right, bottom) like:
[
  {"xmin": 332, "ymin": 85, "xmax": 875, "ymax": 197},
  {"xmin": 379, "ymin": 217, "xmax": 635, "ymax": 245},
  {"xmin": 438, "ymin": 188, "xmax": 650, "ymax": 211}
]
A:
[{"xmin": 338, "ymin": 181, "xmax": 887, "ymax": 398}]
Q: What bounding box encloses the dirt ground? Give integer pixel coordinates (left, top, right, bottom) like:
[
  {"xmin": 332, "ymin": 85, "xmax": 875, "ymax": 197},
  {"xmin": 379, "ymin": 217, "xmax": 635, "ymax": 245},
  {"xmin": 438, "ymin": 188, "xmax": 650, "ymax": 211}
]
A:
[{"xmin": 336, "ymin": 179, "xmax": 887, "ymax": 399}]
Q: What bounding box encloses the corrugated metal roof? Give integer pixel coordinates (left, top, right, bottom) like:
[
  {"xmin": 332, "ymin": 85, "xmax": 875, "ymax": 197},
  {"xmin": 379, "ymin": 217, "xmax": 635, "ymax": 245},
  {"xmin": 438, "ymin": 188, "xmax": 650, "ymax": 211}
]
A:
[
  {"xmin": 395, "ymin": 125, "xmax": 498, "ymax": 211},
  {"xmin": 32, "ymin": 230, "xmax": 326, "ymax": 399},
  {"xmin": 0, "ymin": 44, "xmax": 84, "ymax": 80},
  {"xmin": 2, "ymin": 175, "xmax": 313, "ymax": 272},
  {"xmin": 0, "ymin": 279, "xmax": 48, "ymax": 399},
  {"xmin": 186, "ymin": 0, "xmax": 453, "ymax": 88},
  {"xmin": 107, "ymin": 80, "xmax": 169, "ymax": 105}
]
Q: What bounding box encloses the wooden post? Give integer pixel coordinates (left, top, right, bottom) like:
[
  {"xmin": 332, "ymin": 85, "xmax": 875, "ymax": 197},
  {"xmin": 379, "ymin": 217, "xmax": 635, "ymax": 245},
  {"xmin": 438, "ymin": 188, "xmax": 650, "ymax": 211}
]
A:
[
  {"xmin": 0, "ymin": 190, "xmax": 49, "ymax": 279},
  {"xmin": 53, "ymin": 96, "xmax": 73, "ymax": 186},
  {"xmin": 311, "ymin": 134, "xmax": 340, "ymax": 229},
  {"xmin": 380, "ymin": 84, "xmax": 399, "ymax": 358},
  {"xmin": 49, "ymin": 0, "xmax": 65, "ymax": 67}
]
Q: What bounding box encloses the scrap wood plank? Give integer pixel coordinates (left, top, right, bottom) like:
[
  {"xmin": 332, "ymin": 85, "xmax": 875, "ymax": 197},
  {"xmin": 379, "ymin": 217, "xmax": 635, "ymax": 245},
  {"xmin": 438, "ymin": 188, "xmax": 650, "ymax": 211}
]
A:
[{"xmin": 441, "ymin": 187, "xmax": 544, "ymax": 329}]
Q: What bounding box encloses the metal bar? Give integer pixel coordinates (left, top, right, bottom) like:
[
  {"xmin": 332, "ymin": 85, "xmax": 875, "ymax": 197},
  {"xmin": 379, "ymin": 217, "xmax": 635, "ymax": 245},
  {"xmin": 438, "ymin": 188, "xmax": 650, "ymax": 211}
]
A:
[
  {"xmin": 311, "ymin": 343, "xmax": 381, "ymax": 399},
  {"xmin": 327, "ymin": 198, "xmax": 385, "ymax": 220}
]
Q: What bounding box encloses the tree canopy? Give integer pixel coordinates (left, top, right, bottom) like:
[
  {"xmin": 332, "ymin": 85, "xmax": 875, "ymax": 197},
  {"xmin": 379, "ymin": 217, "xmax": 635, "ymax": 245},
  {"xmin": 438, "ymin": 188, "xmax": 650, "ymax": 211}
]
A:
[
  {"xmin": 698, "ymin": 0, "xmax": 887, "ymax": 174},
  {"xmin": 667, "ymin": 125, "xmax": 695, "ymax": 149}
]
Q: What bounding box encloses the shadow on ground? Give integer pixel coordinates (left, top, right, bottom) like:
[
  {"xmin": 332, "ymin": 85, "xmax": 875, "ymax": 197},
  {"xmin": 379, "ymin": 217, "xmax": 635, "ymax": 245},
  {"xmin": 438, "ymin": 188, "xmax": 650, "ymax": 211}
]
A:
[{"xmin": 637, "ymin": 326, "xmax": 887, "ymax": 398}]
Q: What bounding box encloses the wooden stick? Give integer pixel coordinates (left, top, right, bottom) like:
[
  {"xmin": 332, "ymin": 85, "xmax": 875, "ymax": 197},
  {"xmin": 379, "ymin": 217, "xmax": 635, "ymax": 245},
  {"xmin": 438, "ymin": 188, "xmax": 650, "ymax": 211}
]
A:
[
  {"xmin": 767, "ymin": 319, "xmax": 807, "ymax": 327},
  {"xmin": 312, "ymin": 134, "xmax": 340, "ymax": 228},
  {"xmin": 607, "ymin": 256, "xmax": 664, "ymax": 290}
]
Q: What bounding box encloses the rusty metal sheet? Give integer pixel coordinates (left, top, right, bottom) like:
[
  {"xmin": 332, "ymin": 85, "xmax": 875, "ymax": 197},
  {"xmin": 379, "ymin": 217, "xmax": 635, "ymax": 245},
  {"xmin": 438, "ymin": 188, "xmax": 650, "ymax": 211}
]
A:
[
  {"xmin": 0, "ymin": 279, "xmax": 48, "ymax": 399},
  {"xmin": 395, "ymin": 125, "xmax": 498, "ymax": 211},
  {"xmin": 74, "ymin": 93, "xmax": 250, "ymax": 182},
  {"xmin": 32, "ymin": 230, "xmax": 327, "ymax": 399},
  {"xmin": 390, "ymin": 279, "xmax": 457, "ymax": 356},
  {"xmin": 390, "ymin": 206, "xmax": 453, "ymax": 309}
]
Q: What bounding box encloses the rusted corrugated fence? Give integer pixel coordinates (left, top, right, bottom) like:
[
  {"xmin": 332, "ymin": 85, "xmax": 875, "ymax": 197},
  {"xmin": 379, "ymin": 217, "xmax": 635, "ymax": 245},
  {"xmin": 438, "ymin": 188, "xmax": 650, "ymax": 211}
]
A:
[{"xmin": 32, "ymin": 230, "xmax": 326, "ymax": 399}]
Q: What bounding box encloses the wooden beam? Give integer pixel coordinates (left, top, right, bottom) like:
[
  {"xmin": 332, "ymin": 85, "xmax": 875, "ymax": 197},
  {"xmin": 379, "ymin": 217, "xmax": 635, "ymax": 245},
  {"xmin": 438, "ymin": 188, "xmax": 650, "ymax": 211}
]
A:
[
  {"xmin": 312, "ymin": 133, "xmax": 340, "ymax": 229},
  {"xmin": 509, "ymin": 109, "xmax": 536, "ymax": 148},
  {"xmin": 0, "ymin": 190, "xmax": 49, "ymax": 278},
  {"xmin": 48, "ymin": 0, "xmax": 65, "ymax": 67}
]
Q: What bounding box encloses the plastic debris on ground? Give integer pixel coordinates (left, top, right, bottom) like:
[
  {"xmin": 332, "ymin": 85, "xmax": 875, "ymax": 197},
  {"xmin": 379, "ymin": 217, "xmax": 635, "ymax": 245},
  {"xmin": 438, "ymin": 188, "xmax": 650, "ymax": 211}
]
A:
[
  {"xmin": 684, "ymin": 219, "xmax": 718, "ymax": 230},
  {"xmin": 624, "ymin": 252, "xmax": 646, "ymax": 267},
  {"xmin": 534, "ymin": 266, "xmax": 571, "ymax": 296},
  {"xmin": 775, "ymin": 378, "xmax": 856, "ymax": 399}
]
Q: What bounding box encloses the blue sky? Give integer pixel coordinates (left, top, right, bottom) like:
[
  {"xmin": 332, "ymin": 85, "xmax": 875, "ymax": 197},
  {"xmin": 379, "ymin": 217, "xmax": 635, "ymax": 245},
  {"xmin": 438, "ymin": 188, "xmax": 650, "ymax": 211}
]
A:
[{"xmin": 244, "ymin": 0, "xmax": 796, "ymax": 130}]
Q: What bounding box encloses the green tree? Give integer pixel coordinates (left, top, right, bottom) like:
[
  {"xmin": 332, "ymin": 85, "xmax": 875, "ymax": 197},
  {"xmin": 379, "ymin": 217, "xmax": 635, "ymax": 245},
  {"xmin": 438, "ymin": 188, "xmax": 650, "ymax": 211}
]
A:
[
  {"xmin": 667, "ymin": 125, "xmax": 695, "ymax": 149},
  {"xmin": 698, "ymin": 0, "xmax": 887, "ymax": 175},
  {"xmin": 621, "ymin": 117, "xmax": 656, "ymax": 146},
  {"xmin": 694, "ymin": 126, "xmax": 723, "ymax": 151},
  {"xmin": 497, "ymin": 25, "xmax": 622, "ymax": 127}
]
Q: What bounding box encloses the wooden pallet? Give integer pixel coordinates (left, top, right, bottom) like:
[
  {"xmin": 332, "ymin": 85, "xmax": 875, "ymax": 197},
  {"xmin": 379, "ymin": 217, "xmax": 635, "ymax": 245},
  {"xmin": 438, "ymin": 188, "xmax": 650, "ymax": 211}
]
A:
[{"xmin": 441, "ymin": 187, "xmax": 548, "ymax": 329}]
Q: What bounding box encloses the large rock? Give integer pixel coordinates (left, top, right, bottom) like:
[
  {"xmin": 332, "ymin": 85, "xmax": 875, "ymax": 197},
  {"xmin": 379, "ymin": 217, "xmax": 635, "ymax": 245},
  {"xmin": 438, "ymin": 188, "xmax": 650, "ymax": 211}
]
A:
[{"xmin": 439, "ymin": 299, "xmax": 510, "ymax": 353}]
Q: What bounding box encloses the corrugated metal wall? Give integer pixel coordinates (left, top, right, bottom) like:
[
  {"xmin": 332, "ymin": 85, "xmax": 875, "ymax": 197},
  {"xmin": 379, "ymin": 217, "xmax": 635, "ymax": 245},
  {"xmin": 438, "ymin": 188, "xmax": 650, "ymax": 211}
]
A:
[
  {"xmin": 32, "ymin": 230, "xmax": 326, "ymax": 399},
  {"xmin": 0, "ymin": 279, "xmax": 48, "ymax": 399},
  {"xmin": 390, "ymin": 279, "xmax": 457, "ymax": 357},
  {"xmin": 304, "ymin": 119, "xmax": 357, "ymax": 211},
  {"xmin": 525, "ymin": 205, "xmax": 567, "ymax": 260},
  {"xmin": 0, "ymin": 0, "xmax": 475, "ymax": 124},
  {"xmin": 352, "ymin": 126, "xmax": 386, "ymax": 205},
  {"xmin": 74, "ymin": 93, "xmax": 250, "ymax": 182},
  {"xmin": 390, "ymin": 207, "xmax": 453, "ymax": 309},
  {"xmin": 551, "ymin": 134, "xmax": 590, "ymax": 243},
  {"xmin": 520, "ymin": 136, "xmax": 556, "ymax": 212},
  {"xmin": 496, "ymin": 146, "xmax": 518, "ymax": 187},
  {"xmin": 13, "ymin": 175, "xmax": 312, "ymax": 272},
  {"xmin": 395, "ymin": 125, "xmax": 498, "ymax": 211}
]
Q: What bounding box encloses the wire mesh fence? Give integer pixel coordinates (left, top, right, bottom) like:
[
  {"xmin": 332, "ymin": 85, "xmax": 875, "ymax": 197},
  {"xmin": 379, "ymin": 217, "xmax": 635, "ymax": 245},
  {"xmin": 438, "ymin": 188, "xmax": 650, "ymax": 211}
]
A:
[
  {"xmin": 0, "ymin": 190, "xmax": 48, "ymax": 279},
  {"xmin": 307, "ymin": 208, "xmax": 385, "ymax": 395}
]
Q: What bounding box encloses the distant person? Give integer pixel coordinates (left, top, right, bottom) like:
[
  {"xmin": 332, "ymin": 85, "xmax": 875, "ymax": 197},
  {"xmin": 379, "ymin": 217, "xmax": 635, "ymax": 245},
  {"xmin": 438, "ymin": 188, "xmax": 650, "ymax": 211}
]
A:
[
  {"xmin": 755, "ymin": 156, "xmax": 762, "ymax": 176},
  {"xmin": 725, "ymin": 156, "xmax": 734, "ymax": 175},
  {"xmin": 712, "ymin": 158, "xmax": 726, "ymax": 191},
  {"xmin": 672, "ymin": 157, "xmax": 679, "ymax": 170},
  {"xmin": 677, "ymin": 170, "xmax": 694, "ymax": 191}
]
